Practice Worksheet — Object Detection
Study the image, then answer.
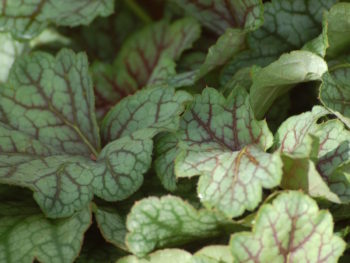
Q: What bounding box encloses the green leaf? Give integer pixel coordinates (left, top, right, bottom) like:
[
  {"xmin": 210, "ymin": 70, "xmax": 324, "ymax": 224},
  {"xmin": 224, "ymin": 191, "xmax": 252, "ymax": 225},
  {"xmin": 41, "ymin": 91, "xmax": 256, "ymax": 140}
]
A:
[
  {"xmin": 154, "ymin": 132, "xmax": 179, "ymax": 191},
  {"xmin": 0, "ymin": 201, "xmax": 91, "ymax": 263},
  {"xmin": 0, "ymin": 32, "xmax": 25, "ymax": 83},
  {"xmin": 92, "ymin": 18, "xmax": 200, "ymax": 114},
  {"xmin": 192, "ymin": 245, "xmax": 234, "ymax": 263},
  {"xmin": 170, "ymin": 0, "xmax": 264, "ymax": 34},
  {"xmin": 221, "ymin": 0, "xmax": 335, "ymax": 85},
  {"xmin": 197, "ymin": 29, "xmax": 246, "ymax": 80},
  {"xmin": 0, "ymin": 49, "xmax": 100, "ymax": 217},
  {"xmin": 125, "ymin": 195, "xmax": 236, "ymax": 256},
  {"xmin": 0, "ymin": 0, "xmax": 115, "ymax": 39},
  {"xmin": 250, "ymin": 51, "xmax": 328, "ymax": 119},
  {"xmin": 276, "ymin": 107, "xmax": 350, "ymax": 202},
  {"xmin": 117, "ymin": 249, "xmax": 192, "ymax": 263},
  {"xmin": 230, "ymin": 191, "xmax": 346, "ymax": 262},
  {"xmin": 101, "ymin": 86, "xmax": 192, "ymax": 143},
  {"xmin": 175, "ymin": 87, "xmax": 281, "ymax": 217},
  {"xmin": 94, "ymin": 204, "xmax": 127, "ymax": 251},
  {"xmin": 281, "ymin": 156, "xmax": 341, "ymax": 203},
  {"xmin": 325, "ymin": 3, "xmax": 350, "ymax": 58},
  {"xmin": 320, "ymin": 67, "xmax": 350, "ymax": 128},
  {"xmin": 177, "ymin": 145, "xmax": 282, "ymax": 218}
]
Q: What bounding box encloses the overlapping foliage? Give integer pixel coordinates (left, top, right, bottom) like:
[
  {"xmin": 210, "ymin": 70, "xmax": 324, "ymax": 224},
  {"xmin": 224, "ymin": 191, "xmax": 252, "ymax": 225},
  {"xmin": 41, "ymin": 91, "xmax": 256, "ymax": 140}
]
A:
[{"xmin": 1, "ymin": 0, "xmax": 350, "ymax": 262}]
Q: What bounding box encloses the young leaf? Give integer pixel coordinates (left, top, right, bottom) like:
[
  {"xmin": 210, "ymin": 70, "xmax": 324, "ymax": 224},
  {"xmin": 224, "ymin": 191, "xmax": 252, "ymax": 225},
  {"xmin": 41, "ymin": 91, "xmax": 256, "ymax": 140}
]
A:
[
  {"xmin": 250, "ymin": 51, "xmax": 328, "ymax": 119},
  {"xmin": 221, "ymin": 0, "xmax": 335, "ymax": 84},
  {"xmin": 125, "ymin": 195, "xmax": 237, "ymax": 256},
  {"xmin": 0, "ymin": 201, "xmax": 91, "ymax": 263},
  {"xmin": 176, "ymin": 87, "xmax": 281, "ymax": 217},
  {"xmin": 170, "ymin": 0, "xmax": 264, "ymax": 34},
  {"xmin": 0, "ymin": 0, "xmax": 115, "ymax": 39},
  {"xmin": 325, "ymin": 3, "xmax": 350, "ymax": 58},
  {"xmin": 230, "ymin": 191, "xmax": 346, "ymax": 262},
  {"xmin": 92, "ymin": 18, "xmax": 200, "ymax": 114}
]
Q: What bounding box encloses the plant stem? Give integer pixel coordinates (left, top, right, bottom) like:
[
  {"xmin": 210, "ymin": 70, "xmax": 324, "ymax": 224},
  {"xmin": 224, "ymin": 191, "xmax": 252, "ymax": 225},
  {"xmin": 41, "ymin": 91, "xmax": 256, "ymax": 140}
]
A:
[{"xmin": 125, "ymin": 0, "xmax": 152, "ymax": 24}]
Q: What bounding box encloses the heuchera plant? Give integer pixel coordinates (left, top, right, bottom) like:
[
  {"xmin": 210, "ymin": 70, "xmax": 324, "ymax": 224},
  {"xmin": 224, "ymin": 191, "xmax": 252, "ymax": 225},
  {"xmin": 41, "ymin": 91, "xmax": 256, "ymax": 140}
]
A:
[{"xmin": 1, "ymin": 0, "xmax": 350, "ymax": 262}]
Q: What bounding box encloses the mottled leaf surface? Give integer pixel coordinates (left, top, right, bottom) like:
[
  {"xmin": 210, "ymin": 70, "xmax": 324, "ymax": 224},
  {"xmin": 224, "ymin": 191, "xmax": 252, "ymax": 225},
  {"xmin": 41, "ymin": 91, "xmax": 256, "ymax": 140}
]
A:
[
  {"xmin": 126, "ymin": 196, "xmax": 234, "ymax": 256},
  {"xmin": 118, "ymin": 249, "xmax": 192, "ymax": 263},
  {"xmin": 176, "ymin": 87, "xmax": 281, "ymax": 217},
  {"xmin": 92, "ymin": 18, "xmax": 200, "ymax": 114},
  {"xmin": 221, "ymin": 0, "xmax": 335, "ymax": 84},
  {"xmin": 101, "ymin": 86, "xmax": 192, "ymax": 143},
  {"xmin": 230, "ymin": 191, "xmax": 345, "ymax": 262},
  {"xmin": 0, "ymin": 0, "xmax": 115, "ymax": 39},
  {"xmin": 0, "ymin": 201, "xmax": 91, "ymax": 263},
  {"xmin": 95, "ymin": 204, "xmax": 127, "ymax": 251},
  {"xmin": 170, "ymin": 0, "xmax": 263, "ymax": 34},
  {"xmin": 320, "ymin": 65, "xmax": 350, "ymax": 128}
]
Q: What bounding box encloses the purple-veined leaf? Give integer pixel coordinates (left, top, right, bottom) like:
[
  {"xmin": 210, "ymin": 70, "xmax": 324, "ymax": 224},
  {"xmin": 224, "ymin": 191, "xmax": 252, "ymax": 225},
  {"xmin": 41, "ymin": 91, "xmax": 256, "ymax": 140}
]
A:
[
  {"xmin": 92, "ymin": 18, "xmax": 200, "ymax": 115},
  {"xmin": 175, "ymin": 87, "xmax": 282, "ymax": 217},
  {"xmin": 125, "ymin": 195, "xmax": 241, "ymax": 256},
  {"xmin": 170, "ymin": 0, "xmax": 264, "ymax": 34},
  {"xmin": 230, "ymin": 191, "xmax": 345, "ymax": 262},
  {"xmin": 0, "ymin": 0, "xmax": 115, "ymax": 39}
]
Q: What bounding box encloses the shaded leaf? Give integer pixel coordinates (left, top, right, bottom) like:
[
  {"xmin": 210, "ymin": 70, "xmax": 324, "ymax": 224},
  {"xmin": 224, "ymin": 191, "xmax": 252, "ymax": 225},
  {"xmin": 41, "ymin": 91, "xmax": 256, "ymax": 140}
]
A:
[
  {"xmin": 221, "ymin": 0, "xmax": 335, "ymax": 85},
  {"xmin": 326, "ymin": 2, "xmax": 350, "ymax": 58},
  {"xmin": 0, "ymin": 0, "xmax": 115, "ymax": 39},
  {"xmin": 0, "ymin": 201, "xmax": 91, "ymax": 263},
  {"xmin": 250, "ymin": 51, "xmax": 328, "ymax": 119},
  {"xmin": 92, "ymin": 18, "xmax": 200, "ymax": 114},
  {"xmin": 170, "ymin": 0, "xmax": 263, "ymax": 34},
  {"xmin": 94, "ymin": 204, "xmax": 127, "ymax": 251},
  {"xmin": 230, "ymin": 191, "xmax": 346, "ymax": 262}
]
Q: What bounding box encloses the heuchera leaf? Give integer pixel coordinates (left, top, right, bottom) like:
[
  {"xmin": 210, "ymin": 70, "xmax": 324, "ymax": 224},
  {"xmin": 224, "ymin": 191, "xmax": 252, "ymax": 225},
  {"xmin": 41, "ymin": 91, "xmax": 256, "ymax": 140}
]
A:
[
  {"xmin": 320, "ymin": 65, "xmax": 350, "ymax": 128},
  {"xmin": 0, "ymin": 32, "xmax": 25, "ymax": 83},
  {"xmin": 94, "ymin": 204, "xmax": 127, "ymax": 251},
  {"xmin": 250, "ymin": 51, "xmax": 328, "ymax": 119},
  {"xmin": 192, "ymin": 245, "xmax": 234, "ymax": 263},
  {"xmin": 220, "ymin": 0, "xmax": 335, "ymax": 85},
  {"xmin": 325, "ymin": 2, "xmax": 350, "ymax": 58},
  {"xmin": 117, "ymin": 249, "xmax": 192, "ymax": 263},
  {"xmin": 0, "ymin": 201, "xmax": 91, "ymax": 263},
  {"xmin": 175, "ymin": 87, "xmax": 282, "ymax": 217},
  {"xmin": 154, "ymin": 132, "xmax": 179, "ymax": 191},
  {"xmin": 0, "ymin": 49, "xmax": 191, "ymax": 217},
  {"xmin": 230, "ymin": 191, "xmax": 346, "ymax": 262},
  {"xmin": 275, "ymin": 106, "xmax": 350, "ymax": 202},
  {"xmin": 0, "ymin": 0, "xmax": 115, "ymax": 39},
  {"xmin": 170, "ymin": 0, "xmax": 264, "ymax": 34},
  {"xmin": 125, "ymin": 195, "xmax": 236, "ymax": 256},
  {"xmin": 0, "ymin": 49, "xmax": 100, "ymax": 217},
  {"xmin": 92, "ymin": 18, "xmax": 200, "ymax": 115}
]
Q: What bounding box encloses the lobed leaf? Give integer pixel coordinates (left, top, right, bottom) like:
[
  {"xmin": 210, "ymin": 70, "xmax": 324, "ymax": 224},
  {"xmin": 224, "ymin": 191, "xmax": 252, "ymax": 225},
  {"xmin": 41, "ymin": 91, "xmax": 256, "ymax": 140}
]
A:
[
  {"xmin": 170, "ymin": 0, "xmax": 263, "ymax": 34},
  {"xmin": 0, "ymin": 0, "xmax": 115, "ymax": 39},
  {"xmin": 0, "ymin": 201, "xmax": 91, "ymax": 263},
  {"xmin": 125, "ymin": 195, "xmax": 236, "ymax": 256},
  {"xmin": 230, "ymin": 191, "xmax": 346, "ymax": 262}
]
